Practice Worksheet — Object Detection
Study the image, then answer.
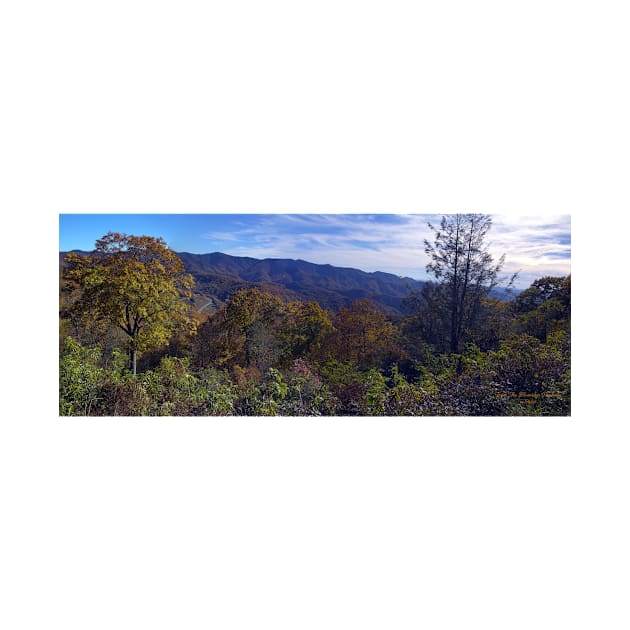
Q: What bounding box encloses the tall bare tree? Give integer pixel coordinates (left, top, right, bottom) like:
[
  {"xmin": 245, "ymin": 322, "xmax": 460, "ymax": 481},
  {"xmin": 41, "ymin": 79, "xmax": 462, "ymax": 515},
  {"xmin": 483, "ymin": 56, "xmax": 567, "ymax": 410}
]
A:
[{"xmin": 424, "ymin": 214, "xmax": 511, "ymax": 354}]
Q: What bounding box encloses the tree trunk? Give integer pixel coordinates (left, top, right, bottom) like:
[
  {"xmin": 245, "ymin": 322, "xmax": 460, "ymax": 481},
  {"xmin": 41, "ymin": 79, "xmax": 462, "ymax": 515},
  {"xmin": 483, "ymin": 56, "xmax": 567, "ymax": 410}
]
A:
[
  {"xmin": 245, "ymin": 329, "xmax": 251, "ymax": 367},
  {"xmin": 450, "ymin": 217, "xmax": 461, "ymax": 355},
  {"xmin": 131, "ymin": 348, "xmax": 137, "ymax": 375},
  {"xmin": 450, "ymin": 313, "xmax": 459, "ymax": 354},
  {"xmin": 450, "ymin": 283, "xmax": 460, "ymax": 354}
]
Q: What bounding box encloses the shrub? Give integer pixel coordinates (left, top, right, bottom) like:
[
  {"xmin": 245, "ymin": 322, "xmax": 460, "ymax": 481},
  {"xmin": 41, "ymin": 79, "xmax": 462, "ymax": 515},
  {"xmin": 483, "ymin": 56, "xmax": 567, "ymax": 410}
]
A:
[{"xmin": 59, "ymin": 337, "xmax": 103, "ymax": 416}]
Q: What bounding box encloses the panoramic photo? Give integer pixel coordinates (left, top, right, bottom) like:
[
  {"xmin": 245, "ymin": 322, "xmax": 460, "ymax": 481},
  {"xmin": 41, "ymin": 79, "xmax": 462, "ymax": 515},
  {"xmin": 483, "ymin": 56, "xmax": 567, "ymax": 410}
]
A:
[{"xmin": 59, "ymin": 214, "xmax": 571, "ymax": 416}]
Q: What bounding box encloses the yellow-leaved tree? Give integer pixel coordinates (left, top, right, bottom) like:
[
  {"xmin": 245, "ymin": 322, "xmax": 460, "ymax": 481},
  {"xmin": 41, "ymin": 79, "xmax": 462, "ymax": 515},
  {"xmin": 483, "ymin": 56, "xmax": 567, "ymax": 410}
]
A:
[{"xmin": 64, "ymin": 232, "xmax": 196, "ymax": 374}]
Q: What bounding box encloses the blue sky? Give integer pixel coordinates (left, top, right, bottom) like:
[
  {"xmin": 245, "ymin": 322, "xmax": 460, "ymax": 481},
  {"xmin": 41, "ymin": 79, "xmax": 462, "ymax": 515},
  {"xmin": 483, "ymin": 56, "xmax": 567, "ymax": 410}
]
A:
[{"xmin": 59, "ymin": 214, "xmax": 571, "ymax": 289}]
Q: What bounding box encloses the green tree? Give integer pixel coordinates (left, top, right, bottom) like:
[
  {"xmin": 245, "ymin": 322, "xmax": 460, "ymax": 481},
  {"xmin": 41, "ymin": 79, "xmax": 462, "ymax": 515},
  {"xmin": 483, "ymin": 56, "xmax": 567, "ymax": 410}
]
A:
[
  {"xmin": 469, "ymin": 297, "xmax": 515, "ymax": 351},
  {"xmin": 514, "ymin": 276, "xmax": 569, "ymax": 314},
  {"xmin": 63, "ymin": 232, "xmax": 195, "ymax": 374},
  {"xmin": 514, "ymin": 275, "xmax": 571, "ymax": 341},
  {"xmin": 401, "ymin": 282, "xmax": 450, "ymax": 356}
]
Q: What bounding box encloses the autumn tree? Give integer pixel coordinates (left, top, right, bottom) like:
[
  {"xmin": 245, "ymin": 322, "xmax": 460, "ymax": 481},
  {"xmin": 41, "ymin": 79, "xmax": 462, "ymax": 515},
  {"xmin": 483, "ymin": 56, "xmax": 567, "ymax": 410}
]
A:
[
  {"xmin": 319, "ymin": 299, "xmax": 397, "ymax": 369},
  {"xmin": 424, "ymin": 214, "xmax": 512, "ymax": 354},
  {"xmin": 63, "ymin": 232, "xmax": 195, "ymax": 374},
  {"xmin": 281, "ymin": 300, "xmax": 333, "ymax": 361},
  {"xmin": 219, "ymin": 288, "xmax": 286, "ymax": 369}
]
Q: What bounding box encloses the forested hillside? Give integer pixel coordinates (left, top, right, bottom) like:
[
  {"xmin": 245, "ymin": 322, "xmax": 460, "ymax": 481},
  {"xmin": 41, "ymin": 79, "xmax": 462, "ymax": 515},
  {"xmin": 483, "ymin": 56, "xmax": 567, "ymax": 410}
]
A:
[
  {"xmin": 61, "ymin": 250, "xmax": 425, "ymax": 314},
  {"xmin": 178, "ymin": 251, "xmax": 427, "ymax": 313},
  {"xmin": 59, "ymin": 216, "xmax": 570, "ymax": 416}
]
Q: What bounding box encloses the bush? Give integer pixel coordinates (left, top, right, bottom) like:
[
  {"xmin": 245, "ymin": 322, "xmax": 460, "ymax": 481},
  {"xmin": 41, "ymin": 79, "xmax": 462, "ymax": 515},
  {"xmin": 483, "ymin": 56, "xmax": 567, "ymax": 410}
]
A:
[
  {"xmin": 490, "ymin": 334, "xmax": 570, "ymax": 415},
  {"xmin": 384, "ymin": 365, "xmax": 443, "ymax": 416},
  {"xmin": 277, "ymin": 359, "xmax": 340, "ymax": 416},
  {"xmin": 59, "ymin": 337, "xmax": 103, "ymax": 415},
  {"xmin": 138, "ymin": 357, "xmax": 236, "ymax": 416}
]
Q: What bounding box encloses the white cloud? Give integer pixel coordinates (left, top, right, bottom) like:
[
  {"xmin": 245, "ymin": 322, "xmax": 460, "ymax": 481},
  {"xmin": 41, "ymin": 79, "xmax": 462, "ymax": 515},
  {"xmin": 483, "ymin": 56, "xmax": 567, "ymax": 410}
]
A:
[{"xmin": 198, "ymin": 213, "xmax": 570, "ymax": 288}]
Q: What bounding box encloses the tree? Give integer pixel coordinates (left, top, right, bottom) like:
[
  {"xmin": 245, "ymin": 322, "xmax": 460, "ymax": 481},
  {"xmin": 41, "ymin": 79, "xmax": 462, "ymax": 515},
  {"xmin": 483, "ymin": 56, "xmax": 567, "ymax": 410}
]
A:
[
  {"xmin": 63, "ymin": 232, "xmax": 196, "ymax": 374},
  {"xmin": 221, "ymin": 288, "xmax": 285, "ymax": 369},
  {"xmin": 514, "ymin": 276, "xmax": 569, "ymax": 314},
  {"xmin": 469, "ymin": 297, "xmax": 515, "ymax": 351},
  {"xmin": 401, "ymin": 282, "xmax": 451, "ymax": 356},
  {"xmin": 424, "ymin": 214, "xmax": 512, "ymax": 354},
  {"xmin": 319, "ymin": 299, "xmax": 397, "ymax": 369},
  {"xmin": 281, "ymin": 300, "xmax": 333, "ymax": 361},
  {"xmin": 514, "ymin": 275, "xmax": 571, "ymax": 341}
]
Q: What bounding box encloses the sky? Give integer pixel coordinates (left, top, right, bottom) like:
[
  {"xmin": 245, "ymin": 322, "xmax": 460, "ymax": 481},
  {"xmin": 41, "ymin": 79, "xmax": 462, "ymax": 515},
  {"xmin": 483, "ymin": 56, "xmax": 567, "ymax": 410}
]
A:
[{"xmin": 59, "ymin": 214, "xmax": 571, "ymax": 289}]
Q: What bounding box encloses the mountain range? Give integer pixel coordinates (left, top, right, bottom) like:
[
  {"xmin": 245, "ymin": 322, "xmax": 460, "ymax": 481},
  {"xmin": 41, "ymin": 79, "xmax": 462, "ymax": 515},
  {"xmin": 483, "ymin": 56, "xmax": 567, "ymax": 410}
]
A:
[
  {"xmin": 60, "ymin": 250, "xmax": 425, "ymax": 314},
  {"xmin": 176, "ymin": 252, "xmax": 425, "ymax": 314},
  {"xmin": 60, "ymin": 250, "xmax": 518, "ymax": 314}
]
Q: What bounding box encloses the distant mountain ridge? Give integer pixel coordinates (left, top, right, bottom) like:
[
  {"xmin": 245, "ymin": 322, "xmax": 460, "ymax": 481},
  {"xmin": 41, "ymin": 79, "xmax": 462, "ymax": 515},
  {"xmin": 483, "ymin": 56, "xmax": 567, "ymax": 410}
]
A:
[
  {"xmin": 175, "ymin": 251, "xmax": 425, "ymax": 314},
  {"xmin": 60, "ymin": 250, "xmax": 426, "ymax": 314}
]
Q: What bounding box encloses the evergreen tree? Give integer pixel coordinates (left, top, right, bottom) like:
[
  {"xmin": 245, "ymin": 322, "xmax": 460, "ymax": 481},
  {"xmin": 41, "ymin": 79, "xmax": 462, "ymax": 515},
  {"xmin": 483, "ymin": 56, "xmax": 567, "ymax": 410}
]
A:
[{"xmin": 424, "ymin": 214, "xmax": 512, "ymax": 354}]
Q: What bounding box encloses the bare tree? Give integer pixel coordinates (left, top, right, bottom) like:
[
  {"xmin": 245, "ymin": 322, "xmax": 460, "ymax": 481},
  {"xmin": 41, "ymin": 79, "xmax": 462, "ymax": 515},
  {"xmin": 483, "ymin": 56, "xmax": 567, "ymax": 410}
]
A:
[{"xmin": 424, "ymin": 214, "xmax": 512, "ymax": 354}]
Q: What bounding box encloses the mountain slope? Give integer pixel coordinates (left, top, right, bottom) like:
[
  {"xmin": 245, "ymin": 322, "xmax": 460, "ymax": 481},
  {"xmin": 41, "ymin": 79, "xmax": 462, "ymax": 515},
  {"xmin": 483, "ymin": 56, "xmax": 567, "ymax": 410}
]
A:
[
  {"xmin": 60, "ymin": 250, "xmax": 424, "ymax": 314},
  {"xmin": 175, "ymin": 252, "xmax": 425, "ymax": 314}
]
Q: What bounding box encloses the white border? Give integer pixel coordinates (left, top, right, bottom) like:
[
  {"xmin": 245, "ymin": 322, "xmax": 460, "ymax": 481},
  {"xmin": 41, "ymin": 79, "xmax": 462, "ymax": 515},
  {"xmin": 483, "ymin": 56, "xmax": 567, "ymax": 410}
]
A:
[{"xmin": 3, "ymin": 1, "xmax": 628, "ymax": 628}]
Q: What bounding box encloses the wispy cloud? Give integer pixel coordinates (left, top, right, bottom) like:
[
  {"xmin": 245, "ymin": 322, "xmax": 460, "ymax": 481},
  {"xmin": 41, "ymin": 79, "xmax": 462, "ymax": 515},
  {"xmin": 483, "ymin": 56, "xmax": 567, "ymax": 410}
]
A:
[
  {"xmin": 200, "ymin": 214, "xmax": 429, "ymax": 277},
  {"xmin": 196, "ymin": 213, "xmax": 570, "ymax": 288},
  {"xmin": 488, "ymin": 215, "xmax": 571, "ymax": 286},
  {"xmin": 60, "ymin": 213, "xmax": 571, "ymax": 289}
]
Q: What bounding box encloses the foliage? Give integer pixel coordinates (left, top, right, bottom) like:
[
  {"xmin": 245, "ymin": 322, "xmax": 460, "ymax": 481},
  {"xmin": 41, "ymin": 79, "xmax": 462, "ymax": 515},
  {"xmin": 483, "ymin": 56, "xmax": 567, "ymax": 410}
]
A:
[
  {"xmin": 60, "ymin": 339, "xmax": 236, "ymax": 416},
  {"xmin": 317, "ymin": 299, "xmax": 399, "ymax": 369},
  {"xmin": 514, "ymin": 276, "xmax": 570, "ymax": 314},
  {"xmin": 140, "ymin": 358, "xmax": 236, "ymax": 416},
  {"xmin": 196, "ymin": 288, "xmax": 285, "ymax": 370},
  {"xmin": 276, "ymin": 359, "xmax": 340, "ymax": 416},
  {"xmin": 63, "ymin": 233, "xmax": 196, "ymax": 374},
  {"xmin": 490, "ymin": 334, "xmax": 570, "ymax": 415},
  {"xmin": 514, "ymin": 276, "xmax": 571, "ymax": 341},
  {"xmin": 59, "ymin": 337, "xmax": 103, "ymax": 415},
  {"xmin": 60, "ymin": 229, "xmax": 570, "ymax": 417},
  {"xmin": 281, "ymin": 301, "xmax": 333, "ymax": 362}
]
